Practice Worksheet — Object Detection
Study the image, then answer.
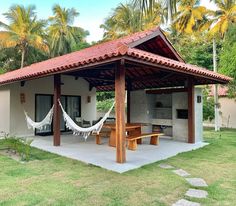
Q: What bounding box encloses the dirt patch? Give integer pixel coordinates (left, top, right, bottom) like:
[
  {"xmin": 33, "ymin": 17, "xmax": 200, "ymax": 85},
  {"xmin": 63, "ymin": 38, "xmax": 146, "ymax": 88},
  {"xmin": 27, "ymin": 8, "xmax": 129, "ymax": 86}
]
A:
[
  {"xmin": 0, "ymin": 149, "xmax": 23, "ymax": 162},
  {"xmin": 52, "ymin": 171, "xmax": 66, "ymax": 178}
]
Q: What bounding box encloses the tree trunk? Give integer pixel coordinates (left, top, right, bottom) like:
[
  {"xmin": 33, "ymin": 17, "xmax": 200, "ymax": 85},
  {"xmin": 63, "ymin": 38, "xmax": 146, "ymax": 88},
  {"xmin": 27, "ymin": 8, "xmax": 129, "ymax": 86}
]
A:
[
  {"xmin": 167, "ymin": 0, "xmax": 172, "ymax": 25},
  {"xmin": 213, "ymin": 38, "xmax": 220, "ymax": 131},
  {"xmin": 21, "ymin": 48, "xmax": 25, "ymax": 68}
]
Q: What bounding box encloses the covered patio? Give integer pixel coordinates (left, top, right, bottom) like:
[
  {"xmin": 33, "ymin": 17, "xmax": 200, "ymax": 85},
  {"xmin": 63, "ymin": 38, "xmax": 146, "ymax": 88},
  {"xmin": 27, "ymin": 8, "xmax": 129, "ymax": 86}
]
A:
[
  {"xmin": 0, "ymin": 27, "xmax": 231, "ymax": 165},
  {"xmin": 31, "ymin": 134, "xmax": 208, "ymax": 173}
]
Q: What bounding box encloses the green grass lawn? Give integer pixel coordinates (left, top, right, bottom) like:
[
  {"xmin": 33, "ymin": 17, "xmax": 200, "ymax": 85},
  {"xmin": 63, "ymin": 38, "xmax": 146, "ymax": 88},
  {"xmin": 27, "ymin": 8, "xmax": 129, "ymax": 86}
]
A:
[{"xmin": 0, "ymin": 129, "xmax": 236, "ymax": 206}]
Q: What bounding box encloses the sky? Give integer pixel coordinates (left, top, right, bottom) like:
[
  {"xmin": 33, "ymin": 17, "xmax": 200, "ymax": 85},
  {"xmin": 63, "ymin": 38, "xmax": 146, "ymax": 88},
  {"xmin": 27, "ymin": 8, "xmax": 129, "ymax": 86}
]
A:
[{"xmin": 0, "ymin": 0, "xmax": 217, "ymax": 43}]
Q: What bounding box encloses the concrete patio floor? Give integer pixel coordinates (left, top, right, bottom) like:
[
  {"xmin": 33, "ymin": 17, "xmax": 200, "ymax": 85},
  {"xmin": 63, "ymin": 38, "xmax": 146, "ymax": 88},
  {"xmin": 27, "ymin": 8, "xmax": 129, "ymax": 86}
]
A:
[{"xmin": 31, "ymin": 135, "xmax": 208, "ymax": 173}]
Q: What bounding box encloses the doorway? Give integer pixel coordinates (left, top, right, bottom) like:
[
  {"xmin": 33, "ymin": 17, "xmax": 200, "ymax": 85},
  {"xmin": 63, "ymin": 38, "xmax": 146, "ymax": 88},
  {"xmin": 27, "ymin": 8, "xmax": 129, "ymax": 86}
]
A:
[{"xmin": 35, "ymin": 94, "xmax": 81, "ymax": 135}]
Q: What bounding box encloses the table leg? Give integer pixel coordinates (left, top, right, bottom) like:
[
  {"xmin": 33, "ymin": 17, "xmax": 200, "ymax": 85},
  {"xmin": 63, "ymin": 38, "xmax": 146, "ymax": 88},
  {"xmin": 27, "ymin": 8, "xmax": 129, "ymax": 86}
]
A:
[
  {"xmin": 109, "ymin": 129, "xmax": 116, "ymax": 147},
  {"xmin": 96, "ymin": 134, "xmax": 101, "ymax": 145},
  {"xmin": 130, "ymin": 127, "xmax": 142, "ymax": 144},
  {"xmin": 128, "ymin": 139, "xmax": 137, "ymax": 151},
  {"xmin": 137, "ymin": 139, "xmax": 142, "ymax": 144}
]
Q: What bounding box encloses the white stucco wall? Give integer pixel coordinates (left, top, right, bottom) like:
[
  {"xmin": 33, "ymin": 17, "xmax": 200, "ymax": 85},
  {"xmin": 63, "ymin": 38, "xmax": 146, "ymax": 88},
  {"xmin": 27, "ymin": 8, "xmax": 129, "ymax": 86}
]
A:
[
  {"xmin": 130, "ymin": 88, "xmax": 203, "ymax": 143},
  {"xmin": 152, "ymin": 94, "xmax": 173, "ymax": 136},
  {"xmin": 1, "ymin": 75, "xmax": 96, "ymax": 137},
  {"xmin": 130, "ymin": 90, "xmax": 153, "ymax": 133},
  {"xmin": 204, "ymin": 97, "xmax": 236, "ymax": 129},
  {"xmin": 218, "ymin": 98, "xmax": 236, "ymax": 128},
  {"xmin": 0, "ymin": 88, "xmax": 10, "ymax": 135},
  {"xmin": 172, "ymin": 92, "xmax": 188, "ymax": 141},
  {"xmin": 194, "ymin": 88, "xmax": 203, "ymax": 142},
  {"xmin": 172, "ymin": 89, "xmax": 203, "ymax": 142}
]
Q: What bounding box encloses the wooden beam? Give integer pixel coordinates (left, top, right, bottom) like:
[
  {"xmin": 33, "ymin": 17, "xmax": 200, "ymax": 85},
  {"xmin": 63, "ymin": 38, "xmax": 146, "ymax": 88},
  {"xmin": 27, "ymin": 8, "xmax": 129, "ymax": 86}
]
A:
[
  {"xmin": 187, "ymin": 78, "xmax": 195, "ymax": 144},
  {"xmin": 53, "ymin": 74, "xmax": 61, "ymax": 146},
  {"xmin": 115, "ymin": 60, "xmax": 126, "ymax": 163},
  {"xmin": 85, "ymin": 77, "xmax": 114, "ymax": 82},
  {"xmin": 130, "ymin": 72, "xmax": 170, "ymax": 83},
  {"xmin": 127, "ymin": 80, "xmax": 131, "ymax": 123},
  {"xmin": 124, "ymin": 58, "xmax": 228, "ymax": 84},
  {"xmin": 146, "ymin": 87, "xmax": 188, "ymax": 94}
]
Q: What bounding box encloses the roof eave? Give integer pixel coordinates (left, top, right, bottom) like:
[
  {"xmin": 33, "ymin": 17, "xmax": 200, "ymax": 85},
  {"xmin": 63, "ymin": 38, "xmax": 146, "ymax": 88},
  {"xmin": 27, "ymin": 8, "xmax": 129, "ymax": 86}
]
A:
[
  {"xmin": 123, "ymin": 56, "xmax": 231, "ymax": 85},
  {"xmin": 128, "ymin": 27, "xmax": 185, "ymax": 63}
]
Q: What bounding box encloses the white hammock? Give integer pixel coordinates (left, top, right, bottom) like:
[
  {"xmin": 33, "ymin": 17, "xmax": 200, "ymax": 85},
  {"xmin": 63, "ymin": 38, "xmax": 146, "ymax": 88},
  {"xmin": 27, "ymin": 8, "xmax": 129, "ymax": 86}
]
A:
[
  {"xmin": 59, "ymin": 100, "xmax": 115, "ymax": 139},
  {"xmin": 24, "ymin": 106, "xmax": 54, "ymax": 130}
]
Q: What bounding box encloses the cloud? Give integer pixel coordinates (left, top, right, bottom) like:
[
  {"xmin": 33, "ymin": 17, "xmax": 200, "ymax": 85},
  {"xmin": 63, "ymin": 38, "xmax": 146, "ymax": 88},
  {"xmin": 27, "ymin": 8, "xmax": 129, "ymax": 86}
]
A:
[
  {"xmin": 0, "ymin": 14, "xmax": 6, "ymax": 23},
  {"xmin": 75, "ymin": 18, "xmax": 104, "ymax": 43},
  {"xmin": 200, "ymin": 0, "xmax": 218, "ymax": 11}
]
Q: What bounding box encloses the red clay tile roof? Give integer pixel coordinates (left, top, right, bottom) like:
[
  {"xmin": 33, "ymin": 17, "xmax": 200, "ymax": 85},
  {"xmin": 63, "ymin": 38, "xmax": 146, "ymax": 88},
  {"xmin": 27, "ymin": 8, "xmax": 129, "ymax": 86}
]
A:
[
  {"xmin": 126, "ymin": 48, "xmax": 231, "ymax": 82},
  {"xmin": 0, "ymin": 27, "xmax": 232, "ymax": 85}
]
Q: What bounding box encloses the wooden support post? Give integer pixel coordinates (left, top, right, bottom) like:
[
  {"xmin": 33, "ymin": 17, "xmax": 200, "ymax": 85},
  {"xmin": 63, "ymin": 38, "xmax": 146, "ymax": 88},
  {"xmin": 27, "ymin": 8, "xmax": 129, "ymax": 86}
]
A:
[
  {"xmin": 115, "ymin": 60, "xmax": 126, "ymax": 163},
  {"xmin": 53, "ymin": 74, "xmax": 61, "ymax": 146},
  {"xmin": 127, "ymin": 80, "xmax": 131, "ymax": 124},
  {"xmin": 188, "ymin": 78, "xmax": 195, "ymax": 144}
]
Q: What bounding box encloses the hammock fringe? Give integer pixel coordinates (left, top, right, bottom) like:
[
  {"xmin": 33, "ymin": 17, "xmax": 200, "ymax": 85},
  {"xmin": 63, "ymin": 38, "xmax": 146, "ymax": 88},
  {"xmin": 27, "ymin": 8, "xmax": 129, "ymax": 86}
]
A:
[
  {"xmin": 24, "ymin": 105, "xmax": 54, "ymax": 130},
  {"xmin": 24, "ymin": 100, "xmax": 115, "ymax": 140},
  {"xmin": 58, "ymin": 99, "xmax": 115, "ymax": 140}
]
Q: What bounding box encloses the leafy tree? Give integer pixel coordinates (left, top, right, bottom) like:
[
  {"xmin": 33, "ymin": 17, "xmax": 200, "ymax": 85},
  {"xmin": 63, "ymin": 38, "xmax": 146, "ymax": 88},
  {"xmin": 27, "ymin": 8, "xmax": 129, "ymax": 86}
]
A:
[
  {"xmin": 101, "ymin": 2, "xmax": 163, "ymax": 40},
  {"xmin": 97, "ymin": 98, "xmax": 115, "ymax": 112},
  {"xmin": 210, "ymin": 0, "xmax": 236, "ymax": 38},
  {"xmin": 209, "ymin": 0, "xmax": 236, "ymax": 78},
  {"xmin": 208, "ymin": 0, "xmax": 236, "ymax": 79},
  {"xmin": 0, "ymin": 5, "xmax": 47, "ymax": 68},
  {"xmin": 203, "ymin": 88, "xmax": 215, "ymax": 121},
  {"xmin": 0, "ymin": 45, "xmax": 49, "ymax": 72},
  {"xmin": 96, "ymin": 92, "xmax": 115, "ymax": 112},
  {"xmin": 0, "ymin": 47, "xmax": 21, "ymax": 72},
  {"xmin": 171, "ymin": 32, "xmax": 222, "ymax": 70},
  {"xmin": 48, "ymin": 4, "xmax": 89, "ymax": 57},
  {"xmin": 132, "ymin": 0, "xmax": 179, "ymax": 24},
  {"xmin": 219, "ymin": 24, "xmax": 236, "ymax": 97},
  {"xmin": 100, "ymin": 3, "xmax": 141, "ymax": 40},
  {"xmin": 0, "ymin": 4, "xmax": 90, "ymax": 72},
  {"xmin": 173, "ymin": 0, "xmax": 208, "ymax": 34},
  {"xmin": 207, "ymin": 0, "xmax": 236, "ymax": 130},
  {"xmin": 97, "ymin": 92, "xmax": 115, "ymax": 102}
]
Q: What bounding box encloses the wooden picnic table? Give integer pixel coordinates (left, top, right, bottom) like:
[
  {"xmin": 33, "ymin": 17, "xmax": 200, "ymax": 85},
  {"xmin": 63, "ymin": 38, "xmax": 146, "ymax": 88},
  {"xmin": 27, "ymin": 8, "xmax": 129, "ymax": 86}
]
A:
[{"xmin": 103, "ymin": 123, "xmax": 142, "ymax": 147}]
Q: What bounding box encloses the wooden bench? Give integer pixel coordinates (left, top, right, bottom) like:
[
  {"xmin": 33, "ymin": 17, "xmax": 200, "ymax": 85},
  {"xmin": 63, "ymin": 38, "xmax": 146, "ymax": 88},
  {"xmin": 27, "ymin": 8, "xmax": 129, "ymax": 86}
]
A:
[
  {"xmin": 93, "ymin": 130, "xmax": 111, "ymax": 145},
  {"xmin": 126, "ymin": 133, "xmax": 164, "ymax": 151}
]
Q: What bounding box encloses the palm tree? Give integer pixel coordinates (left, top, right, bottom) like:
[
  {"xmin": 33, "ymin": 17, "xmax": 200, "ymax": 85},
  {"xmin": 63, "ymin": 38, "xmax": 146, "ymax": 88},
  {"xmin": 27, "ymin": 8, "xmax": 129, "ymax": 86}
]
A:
[
  {"xmin": 132, "ymin": 0, "xmax": 179, "ymax": 25},
  {"xmin": 100, "ymin": 3, "xmax": 142, "ymax": 40},
  {"xmin": 209, "ymin": 0, "xmax": 236, "ymax": 131},
  {"xmin": 210, "ymin": 0, "xmax": 236, "ymax": 38},
  {"xmin": 100, "ymin": 3, "xmax": 163, "ymax": 40},
  {"xmin": 173, "ymin": 0, "xmax": 235, "ymax": 131},
  {"xmin": 0, "ymin": 5, "xmax": 47, "ymax": 68},
  {"xmin": 173, "ymin": 0, "xmax": 208, "ymax": 34},
  {"xmin": 48, "ymin": 5, "xmax": 89, "ymax": 57}
]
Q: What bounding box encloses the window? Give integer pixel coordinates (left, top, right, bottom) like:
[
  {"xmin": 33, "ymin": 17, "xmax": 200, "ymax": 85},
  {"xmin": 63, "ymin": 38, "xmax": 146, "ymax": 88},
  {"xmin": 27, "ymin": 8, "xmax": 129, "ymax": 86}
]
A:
[{"xmin": 176, "ymin": 109, "xmax": 188, "ymax": 119}]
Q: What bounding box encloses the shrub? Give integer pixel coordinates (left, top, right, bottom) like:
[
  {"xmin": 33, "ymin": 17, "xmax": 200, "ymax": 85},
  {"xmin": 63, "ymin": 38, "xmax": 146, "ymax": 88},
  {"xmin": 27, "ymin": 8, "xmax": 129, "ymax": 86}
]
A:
[
  {"xmin": 97, "ymin": 98, "xmax": 115, "ymax": 112},
  {"xmin": 1, "ymin": 134, "xmax": 33, "ymax": 161},
  {"xmin": 203, "ymin": 88, "xmax": 215, "ymax": 121}
]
